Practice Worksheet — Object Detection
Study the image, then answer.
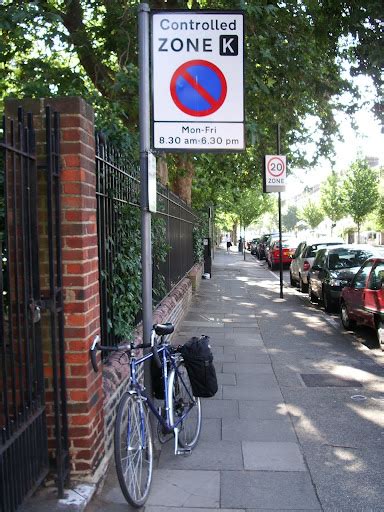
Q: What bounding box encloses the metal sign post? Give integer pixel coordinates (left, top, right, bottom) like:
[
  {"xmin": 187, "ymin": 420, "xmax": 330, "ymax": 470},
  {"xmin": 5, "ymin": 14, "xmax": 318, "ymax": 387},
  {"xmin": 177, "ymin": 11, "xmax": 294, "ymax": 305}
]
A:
[
  {"xmin": 276, "ymin": 124, "xmax": 283, "ymax": 299},
  {"xmin": 263, "ymin": 129, "xmax": 286, "ymax": 299},
  {"xmin": 138, "ymin": 4, "xmax": 153, "ymax": 356}
]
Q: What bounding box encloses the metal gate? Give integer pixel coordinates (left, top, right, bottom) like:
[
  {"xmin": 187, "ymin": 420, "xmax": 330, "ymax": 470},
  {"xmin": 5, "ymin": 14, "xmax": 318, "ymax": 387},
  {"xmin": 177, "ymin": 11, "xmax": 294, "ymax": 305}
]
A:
[{"xmin": 0, "ymin": 107, "xmax": 68, "ymax": 511}]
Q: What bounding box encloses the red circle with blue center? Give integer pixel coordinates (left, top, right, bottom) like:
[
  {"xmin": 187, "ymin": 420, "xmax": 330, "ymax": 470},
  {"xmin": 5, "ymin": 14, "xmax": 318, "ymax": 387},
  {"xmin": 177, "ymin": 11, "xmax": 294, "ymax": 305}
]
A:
[{"xmin": 170, "ymin": 60, "xmax": 227, "ymax": 117}]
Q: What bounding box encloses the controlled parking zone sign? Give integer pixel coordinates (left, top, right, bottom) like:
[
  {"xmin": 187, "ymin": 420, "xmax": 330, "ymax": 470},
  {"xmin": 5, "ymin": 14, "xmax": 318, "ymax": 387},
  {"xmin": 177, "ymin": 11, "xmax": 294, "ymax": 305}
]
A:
[
  {"xmin": 152, "ymin": 10, "xmax": 244, "ymax": 152},
  {"xmin": 264, "ymin": 155, "xmax": 287, "ymax": 192}
]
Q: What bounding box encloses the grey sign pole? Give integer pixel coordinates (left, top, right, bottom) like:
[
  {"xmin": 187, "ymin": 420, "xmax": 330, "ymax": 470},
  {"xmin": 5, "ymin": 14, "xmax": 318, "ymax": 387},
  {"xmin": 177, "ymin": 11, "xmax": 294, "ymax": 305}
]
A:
[
  {"xmin": 277, "ymin": 123, "xmax": 284, "ymax": 299},
  {"xmin": 138, "ymin": 3, "xmax": 153, "ymax": 347}
]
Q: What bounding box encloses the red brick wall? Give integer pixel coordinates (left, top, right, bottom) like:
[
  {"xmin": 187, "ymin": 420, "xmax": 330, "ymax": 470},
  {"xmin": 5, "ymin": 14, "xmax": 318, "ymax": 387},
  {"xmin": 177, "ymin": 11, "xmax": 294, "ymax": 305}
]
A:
[{"xmin": 5, "ymin": 97, "xmax": 105, "ymax": 478}]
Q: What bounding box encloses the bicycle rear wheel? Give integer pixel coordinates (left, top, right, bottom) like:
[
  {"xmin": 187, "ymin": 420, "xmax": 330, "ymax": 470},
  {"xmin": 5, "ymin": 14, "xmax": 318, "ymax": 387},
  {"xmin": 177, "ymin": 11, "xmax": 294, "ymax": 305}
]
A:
[
  {"xmin": 114, "ymin": 392, "xmax": 153, "ymax": 508},
  {"xmin": 168, "ymin": 362, "xmax": 201, "ymax": 449}
]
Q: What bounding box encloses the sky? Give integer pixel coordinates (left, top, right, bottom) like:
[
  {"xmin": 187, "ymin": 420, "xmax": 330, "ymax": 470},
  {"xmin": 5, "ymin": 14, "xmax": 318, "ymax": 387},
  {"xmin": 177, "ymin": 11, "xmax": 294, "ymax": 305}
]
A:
[{"xmin": 286, "ymin": 75, "xmax": 383, "ymax": 196}]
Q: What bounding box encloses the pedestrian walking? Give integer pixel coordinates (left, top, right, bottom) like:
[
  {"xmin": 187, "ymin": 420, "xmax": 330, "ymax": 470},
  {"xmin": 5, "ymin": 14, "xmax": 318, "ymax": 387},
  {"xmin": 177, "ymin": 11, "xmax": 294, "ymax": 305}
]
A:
[{"xmin": 225, "ymin": 234, "xmax": 232, "ymax": 252}]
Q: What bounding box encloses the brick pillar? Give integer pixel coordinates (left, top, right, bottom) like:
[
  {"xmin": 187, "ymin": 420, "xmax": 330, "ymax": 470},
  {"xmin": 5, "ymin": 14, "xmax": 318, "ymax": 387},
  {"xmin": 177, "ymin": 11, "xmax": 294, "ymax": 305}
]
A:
[{"xmin": 5, "ymin": 97, "xmax": 105, "ymax": 480}]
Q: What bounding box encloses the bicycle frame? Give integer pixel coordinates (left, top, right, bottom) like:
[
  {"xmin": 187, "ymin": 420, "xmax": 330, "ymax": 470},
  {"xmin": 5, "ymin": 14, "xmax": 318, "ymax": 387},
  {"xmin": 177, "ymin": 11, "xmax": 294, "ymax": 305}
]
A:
[{"xmin": 129, "ymin": 341, "xmax": 196, "ymax": 453}]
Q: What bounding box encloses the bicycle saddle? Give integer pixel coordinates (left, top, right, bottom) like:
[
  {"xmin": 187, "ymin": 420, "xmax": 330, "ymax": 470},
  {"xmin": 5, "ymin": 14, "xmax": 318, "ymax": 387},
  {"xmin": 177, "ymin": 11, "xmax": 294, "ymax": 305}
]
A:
[{"xmin": 154, "ymin": 323, "xmax": 174, "ymax": 336}]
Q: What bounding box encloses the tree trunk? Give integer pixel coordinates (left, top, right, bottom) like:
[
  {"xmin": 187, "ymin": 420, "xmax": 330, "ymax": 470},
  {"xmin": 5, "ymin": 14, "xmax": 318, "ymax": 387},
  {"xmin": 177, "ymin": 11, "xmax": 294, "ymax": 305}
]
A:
[{"xmin": 172, "ymin": 156, "xmax": 194, "ymax": 205}]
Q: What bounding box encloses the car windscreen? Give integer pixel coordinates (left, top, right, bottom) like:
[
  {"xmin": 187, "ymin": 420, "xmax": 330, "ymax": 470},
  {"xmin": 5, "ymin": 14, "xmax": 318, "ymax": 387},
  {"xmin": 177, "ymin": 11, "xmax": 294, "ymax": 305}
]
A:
[
  {"xmin": 328, "ymin": 249, "xmax": 375, "ymax": 270},
  {"xmin": 306, "ymin": 242, "xmax": 342, "ymax": 258},
  {"xmin": 273, "ymin": 240, "xmax": 296, "ymax": 249}
]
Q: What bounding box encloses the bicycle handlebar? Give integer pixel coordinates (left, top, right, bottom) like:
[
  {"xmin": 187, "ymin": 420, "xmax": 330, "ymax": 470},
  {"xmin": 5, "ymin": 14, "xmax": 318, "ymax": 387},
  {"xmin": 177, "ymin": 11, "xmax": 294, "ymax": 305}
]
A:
[{"xmin": 89, "ymin": 330, "xmax": 163, "ymax": 372}]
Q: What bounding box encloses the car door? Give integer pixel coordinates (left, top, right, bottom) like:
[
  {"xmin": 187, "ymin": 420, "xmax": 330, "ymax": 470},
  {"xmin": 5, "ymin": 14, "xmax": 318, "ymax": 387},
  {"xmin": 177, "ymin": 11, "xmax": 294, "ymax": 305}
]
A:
[
  {"xmin": 346, "ymin": 260, "xmax": 374, "ymax": 323},
  {"xmin": 291, "ymin": 242, "xmax": 306, "ymax": 280},
  {"xmin": 311, "ymin": 250, "xmax": 326, "ymax": 298},
  {"xmin": 363, "ymin": 260, "xmax": 384, "ymax": 327}
]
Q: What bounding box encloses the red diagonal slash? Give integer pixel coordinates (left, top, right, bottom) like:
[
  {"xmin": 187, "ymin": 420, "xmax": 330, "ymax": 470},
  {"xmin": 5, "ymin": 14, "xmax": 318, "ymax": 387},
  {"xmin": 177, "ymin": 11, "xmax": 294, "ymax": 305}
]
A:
[{"xmin": 181, "ymin": 69, "xmax": 221, "ymax": 109}]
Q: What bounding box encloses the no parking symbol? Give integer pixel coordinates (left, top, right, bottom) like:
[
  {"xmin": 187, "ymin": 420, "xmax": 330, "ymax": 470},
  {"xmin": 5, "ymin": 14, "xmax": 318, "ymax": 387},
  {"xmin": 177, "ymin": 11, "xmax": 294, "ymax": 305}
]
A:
[{"xmin": 170, "ymin": 60, "xmax": 227, "ymax": 117}]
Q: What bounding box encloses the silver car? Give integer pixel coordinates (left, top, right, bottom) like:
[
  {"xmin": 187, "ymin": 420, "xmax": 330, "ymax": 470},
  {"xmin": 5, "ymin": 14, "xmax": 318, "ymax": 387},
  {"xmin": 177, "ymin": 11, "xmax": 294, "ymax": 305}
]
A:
[{"xmin": 290, "ymin": 238, "xmax": 344, "ymax": 292}]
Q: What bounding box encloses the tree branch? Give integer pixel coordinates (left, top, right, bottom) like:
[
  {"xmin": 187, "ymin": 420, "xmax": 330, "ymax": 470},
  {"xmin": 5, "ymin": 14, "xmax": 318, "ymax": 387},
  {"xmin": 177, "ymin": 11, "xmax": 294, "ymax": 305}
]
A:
[{"xmin": 40, "ymin": 0, "xmax": 116, "ymax": 98}]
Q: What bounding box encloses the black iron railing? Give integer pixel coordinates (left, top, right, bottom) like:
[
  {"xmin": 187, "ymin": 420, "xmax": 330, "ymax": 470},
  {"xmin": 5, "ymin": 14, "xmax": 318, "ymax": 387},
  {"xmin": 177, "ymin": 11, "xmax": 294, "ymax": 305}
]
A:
[
  {"xmin": 0, "ymin": 109, "xmax": 48, "ymax": 512},
  {"xmin": 95, "ymin": 135, "xmax": 199, "ymax": 348},
  {"xmin": 0, "ymin": 107, "xmax": 68, "ymax": 512}
]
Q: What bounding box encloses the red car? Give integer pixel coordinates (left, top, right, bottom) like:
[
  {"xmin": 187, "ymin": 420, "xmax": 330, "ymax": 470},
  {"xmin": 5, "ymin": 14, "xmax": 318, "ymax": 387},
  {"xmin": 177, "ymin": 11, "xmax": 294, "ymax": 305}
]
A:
[
  {"xmin": 340, "ymin": 256, "xmax": 384, "ymax": 350},
  {"xmin": 267, "ymin": 238, "xmax": 298, "ymax": 270}
]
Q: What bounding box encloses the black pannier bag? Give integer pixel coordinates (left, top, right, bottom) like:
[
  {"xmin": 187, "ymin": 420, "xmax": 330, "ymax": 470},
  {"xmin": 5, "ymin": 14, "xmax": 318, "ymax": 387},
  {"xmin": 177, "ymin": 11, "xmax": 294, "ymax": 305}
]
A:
[
  {"xmin": 179, "ymin": 335, "xmax": 218, "ymax": 398},
  {"xmin": 151, "ymin": 357, "xmax": 165, "ymax": 399}
]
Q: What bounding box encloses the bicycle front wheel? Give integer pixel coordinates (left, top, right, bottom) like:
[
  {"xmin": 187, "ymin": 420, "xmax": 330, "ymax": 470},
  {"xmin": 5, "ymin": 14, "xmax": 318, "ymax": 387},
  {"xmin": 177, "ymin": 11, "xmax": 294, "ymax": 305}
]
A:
[
  {"xmin": 114, "ymin": 392, "xmax": 153, "ymax": 508},
  {"xmin": 168, "ymin": 362, "xmax": 202, "ymax": 449}
]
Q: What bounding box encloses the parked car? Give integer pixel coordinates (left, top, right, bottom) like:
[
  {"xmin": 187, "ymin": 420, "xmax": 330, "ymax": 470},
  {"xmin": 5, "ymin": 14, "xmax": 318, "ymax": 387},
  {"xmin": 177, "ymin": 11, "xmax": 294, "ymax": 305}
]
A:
[
  {"xmin": 255, "ymin": 233, "xmax": 274, "ymax": 260},
  {"xmin": 308, "ymin": 244, "xmax": 383, "ymax": 312},
  {"xmin": 267, "ymin": 237, "xmax": 298, "ymax": 270},
  {"xmin": 249, "ymin": 238, "xmax": 260, "ymax": 255},
  {"xmin": 290, "ymin": 238, "xmax": 344, "ymax": 293},
  {"xmin": 264, "ymin": 234, "xmax": 280, "ymax": 262},
  {"xmin": 339, "ymin": 256, "xmax": 384, "ymax": 350}
]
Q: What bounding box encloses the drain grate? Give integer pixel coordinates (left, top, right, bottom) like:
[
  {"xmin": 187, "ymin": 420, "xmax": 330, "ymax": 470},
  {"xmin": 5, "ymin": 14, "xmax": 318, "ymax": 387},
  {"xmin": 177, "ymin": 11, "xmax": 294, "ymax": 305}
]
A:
[{"xmin": 301, "ymin": 374, "xmax": 363, "ymax": 388}]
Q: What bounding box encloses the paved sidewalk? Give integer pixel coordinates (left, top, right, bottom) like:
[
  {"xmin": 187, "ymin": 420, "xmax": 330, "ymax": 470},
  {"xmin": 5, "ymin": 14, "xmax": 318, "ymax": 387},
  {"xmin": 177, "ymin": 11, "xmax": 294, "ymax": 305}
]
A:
[
  {"xmin": 25, "ymin": 247, "xmax": 384, "ymax": 511},
  {"xmin": 88, "ymin": 248, "xmax": 322, "ymax": 511}
]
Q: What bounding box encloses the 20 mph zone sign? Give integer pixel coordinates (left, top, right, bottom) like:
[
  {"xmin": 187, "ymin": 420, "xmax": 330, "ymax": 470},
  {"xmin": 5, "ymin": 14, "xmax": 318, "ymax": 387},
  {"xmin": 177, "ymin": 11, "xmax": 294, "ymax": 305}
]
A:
[
  {"xmin": 152, "ymin": 11, "xmax": 244, "ymax": 152},
  {"xmin": 264, "ymin": 155, "xmax": 287, "ymax": 192}
]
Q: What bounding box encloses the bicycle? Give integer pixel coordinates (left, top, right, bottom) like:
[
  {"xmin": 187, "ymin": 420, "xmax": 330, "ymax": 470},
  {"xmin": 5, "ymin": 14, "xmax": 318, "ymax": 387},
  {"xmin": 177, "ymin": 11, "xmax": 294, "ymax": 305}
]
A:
[{"xmin": 90, "ymin": 322, "xmax": 202, "ymax": 508}]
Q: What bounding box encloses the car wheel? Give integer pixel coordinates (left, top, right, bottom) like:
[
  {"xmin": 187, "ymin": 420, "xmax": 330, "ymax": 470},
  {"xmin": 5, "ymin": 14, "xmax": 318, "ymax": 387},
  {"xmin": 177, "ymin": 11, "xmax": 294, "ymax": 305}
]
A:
[
  {"xmin": 299, "ymin": 275, "xmax": 308, "ymax": 294},
  {"xmin": 308, "ymin": 281, "xmax": 318, "ymax": 303},
  {"xmin": 340, "ymin": 301, "xmax": 355, "ymax": 330},
  {"xmin": 322, "ymin": 287, "xmax": 334, "ymax": 313},
  {"xmin": 375, "ymin": 319, "xmax": 384, "ymax": 350},
  {"xmin": 289, "ymin": 271, "xmax": 295, "ymax": 286}
]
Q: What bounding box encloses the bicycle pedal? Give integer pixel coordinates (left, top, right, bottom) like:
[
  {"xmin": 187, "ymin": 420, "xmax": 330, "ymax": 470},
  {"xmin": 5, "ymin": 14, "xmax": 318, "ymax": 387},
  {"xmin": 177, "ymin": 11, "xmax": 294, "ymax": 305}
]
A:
[{"xmin": 176, "ymin": 448, "xmax": 192, "ymax": 456}]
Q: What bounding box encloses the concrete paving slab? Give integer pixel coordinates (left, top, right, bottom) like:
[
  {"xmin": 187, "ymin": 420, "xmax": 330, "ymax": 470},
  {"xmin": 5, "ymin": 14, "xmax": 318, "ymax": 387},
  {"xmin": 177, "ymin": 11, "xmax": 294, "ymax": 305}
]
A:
[
  {"xmin": 236, "ymin": 374, "xmax": 279, "ymax": 387},
  {"xmin": 223, "ymin": 384, "xmax": 283, "ymax": 401},
  {"xmin": 210, "ymin": 336, "xmax": 262, "ymax": 347},
  {"xmin": 223, "ymin": 362, "xmax": 273, "ymax": 374},
  {"xmin": 201, "ymin": 398, "xmax": 239, "ymax": 418},
  {"xmin": 225, "ymin": 346, "xmax": 270, "ymax": 359},
  {"xmin": 182, "ymin": 320, "xmax": 224, "ymax": 327},
  {"xmin": 146, "ymin": 508, "xmax": 245, "ymax": 512},
  {"xmin": 242, "ymin": 441, "xmax": 306, "ymax": 471},
  {"xmin": 220, "ymin": 471, "xmax": 321, "ymax": 510},
  {"xmin": 199, "ymin": 418, "xmax": 221, "ymax": 441},
  {"xmin": 146, "ymin": 470, "xmax": 219, "ymax": 508},
  {"xmin": 217, "ymin": 372, "xmax": 236, "ymax": 385},
  {"xmin": 222, "ymin": 337, "xmax": 264, "ymax": 347},
  {"xmin": 222, "ymin": 418, "xmax": 296, "ymax": 442},
  {"xmin": 158, "ymin": 440, "xmax": 243, "ymax": 470},
  {"xmin": 238, "ymin": 400, "xmax": 289, "ymax": 420},
  {"xmin": 211, "ymin": 347, "xmax": 236, "ymax": 362}
]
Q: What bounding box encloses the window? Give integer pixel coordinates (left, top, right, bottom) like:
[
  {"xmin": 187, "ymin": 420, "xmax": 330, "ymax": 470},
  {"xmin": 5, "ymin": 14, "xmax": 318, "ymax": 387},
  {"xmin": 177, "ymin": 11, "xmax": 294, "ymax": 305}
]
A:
[
  {"xmin": 306, "ymin": 244, "xmax": 320, "ymax": 258},
  {"xmin": 368, "ymin": 261, "xmax": 384, "ymax": 290},
  {"xmin": 294, "ymin": 242, "xmax": 306, "ymax": 258},
  {"xmin": 313, "ymin": 249, "xmax": 326, "ymax": 267},
  {"xmin": 352, "ymin": 261, "xmax": 374, "ymax": 289}
]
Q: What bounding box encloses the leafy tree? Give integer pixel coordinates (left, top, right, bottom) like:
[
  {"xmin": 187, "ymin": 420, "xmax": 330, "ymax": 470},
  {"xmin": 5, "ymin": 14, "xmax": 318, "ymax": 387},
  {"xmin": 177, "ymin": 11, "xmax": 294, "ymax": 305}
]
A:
[
  {"xmin": 320, "ymin": 170, "xmax": 345, "ymax": 234},
  {"xmin": 375, "ymin": 196, "xmax": 384, "ymax": 231},
  {"xmin": 1, "ymin": 0, "xmax": 382, "ymax": 206},
  {"xmin": 343, "ymin": 158, "xmax": 379, "ymax": 241},
  {"xmin": 299, "ymin": 200, "xmax": 325, "ymax": 230},
  {"xmin": 282, "ymin": 205, "xmax": 298, "ymax": 232}
]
